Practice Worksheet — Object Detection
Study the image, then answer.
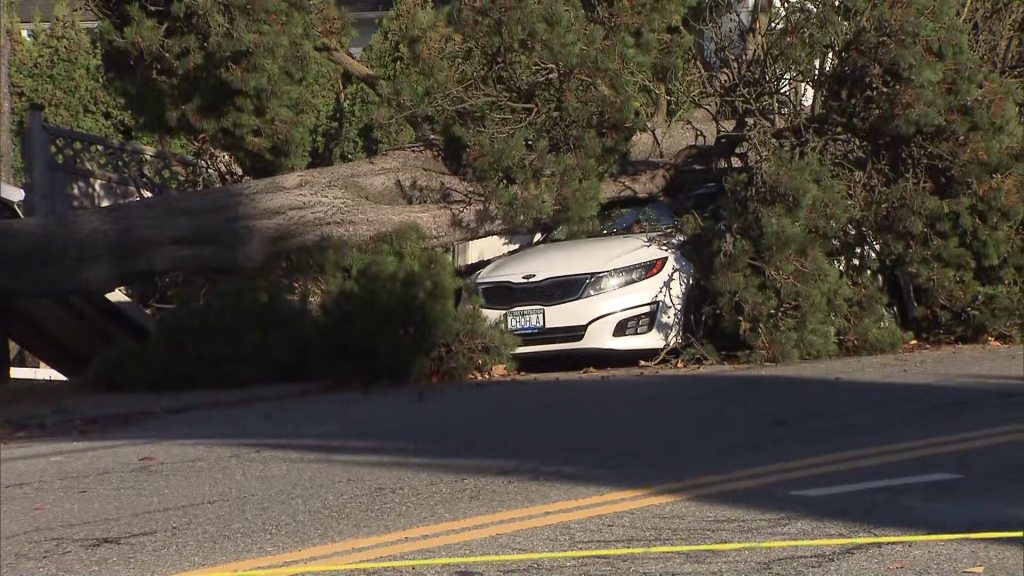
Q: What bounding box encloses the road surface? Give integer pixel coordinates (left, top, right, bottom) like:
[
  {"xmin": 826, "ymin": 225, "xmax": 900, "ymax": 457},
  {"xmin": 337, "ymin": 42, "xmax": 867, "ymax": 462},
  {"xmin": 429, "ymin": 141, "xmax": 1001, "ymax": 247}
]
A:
[{"xmin": 2, "ymin": 345, "xmax": 1023, "ymax": 575}]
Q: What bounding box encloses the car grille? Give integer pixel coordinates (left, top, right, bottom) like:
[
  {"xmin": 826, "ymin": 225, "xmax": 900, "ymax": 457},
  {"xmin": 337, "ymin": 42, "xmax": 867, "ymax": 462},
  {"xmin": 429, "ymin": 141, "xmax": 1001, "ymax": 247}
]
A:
[
  {"xmin": 479, "ymin": 275, "xmax": 590, "ymax": 310},
  {"xmin": 518, "ymin": 326, "xmax": 588, "ymax": 347}
]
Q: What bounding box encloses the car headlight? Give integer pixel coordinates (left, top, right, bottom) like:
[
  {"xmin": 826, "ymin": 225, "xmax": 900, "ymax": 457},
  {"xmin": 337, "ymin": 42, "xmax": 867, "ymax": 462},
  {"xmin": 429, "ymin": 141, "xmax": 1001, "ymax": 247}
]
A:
[{"xmin": 581, "ymin": 257, "xmax": 667, "ymax": 299}]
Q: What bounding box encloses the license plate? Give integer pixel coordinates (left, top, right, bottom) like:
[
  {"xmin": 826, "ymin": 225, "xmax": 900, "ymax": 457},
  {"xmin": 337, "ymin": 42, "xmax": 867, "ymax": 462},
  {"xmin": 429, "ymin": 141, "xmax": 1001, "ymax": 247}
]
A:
[{"xmin": 506, "ymin": 308, "xmax": 545, "ymax": 334}]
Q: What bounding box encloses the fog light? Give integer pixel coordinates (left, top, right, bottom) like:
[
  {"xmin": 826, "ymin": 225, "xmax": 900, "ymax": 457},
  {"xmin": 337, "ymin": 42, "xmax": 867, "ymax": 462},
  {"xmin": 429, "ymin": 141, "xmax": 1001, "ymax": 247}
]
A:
[{"xmin": 613, "ymin": 305, "xmax": 658, "ymax": 337}]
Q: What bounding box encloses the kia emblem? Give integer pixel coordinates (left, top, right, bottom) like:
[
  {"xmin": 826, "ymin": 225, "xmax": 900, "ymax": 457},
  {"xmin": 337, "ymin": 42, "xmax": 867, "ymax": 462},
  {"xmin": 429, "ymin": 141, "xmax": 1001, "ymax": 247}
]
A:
[{"xmin": 522, "ymin": 274, "xmax": 537, "ymax": 280}]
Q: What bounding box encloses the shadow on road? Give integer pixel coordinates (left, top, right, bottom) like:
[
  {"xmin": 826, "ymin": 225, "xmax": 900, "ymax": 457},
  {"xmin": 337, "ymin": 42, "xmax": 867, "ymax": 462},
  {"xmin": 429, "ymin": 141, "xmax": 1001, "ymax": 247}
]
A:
[{"xmin": 8, "ymin": 359, "xmax": 1021, "ymax": 540}]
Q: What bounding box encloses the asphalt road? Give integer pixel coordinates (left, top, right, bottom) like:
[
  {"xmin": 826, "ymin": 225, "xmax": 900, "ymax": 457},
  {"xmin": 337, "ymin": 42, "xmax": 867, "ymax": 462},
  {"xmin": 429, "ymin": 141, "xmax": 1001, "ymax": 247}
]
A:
[{"xmin": 1, "ymin": 345, "xmax": 1022, "ymax": 576}]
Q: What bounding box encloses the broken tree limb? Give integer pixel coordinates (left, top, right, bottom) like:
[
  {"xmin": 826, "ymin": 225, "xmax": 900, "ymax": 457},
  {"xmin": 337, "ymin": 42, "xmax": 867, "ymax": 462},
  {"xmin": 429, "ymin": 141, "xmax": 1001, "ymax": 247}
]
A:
[{"xmin": 317, "ymin": 42, "xmax": 383, "ymax": 98}]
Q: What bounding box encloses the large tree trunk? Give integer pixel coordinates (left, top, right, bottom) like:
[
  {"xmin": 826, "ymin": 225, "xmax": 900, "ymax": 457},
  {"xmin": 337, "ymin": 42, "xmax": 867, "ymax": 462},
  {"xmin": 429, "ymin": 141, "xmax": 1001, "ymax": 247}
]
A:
[
  {"xmin": 0, "ymin": 145, "xmax": 498, "ymax": 296},
  {"xmin": 0, "ymin": 124, "xmax": 736, "ymax": 297}
]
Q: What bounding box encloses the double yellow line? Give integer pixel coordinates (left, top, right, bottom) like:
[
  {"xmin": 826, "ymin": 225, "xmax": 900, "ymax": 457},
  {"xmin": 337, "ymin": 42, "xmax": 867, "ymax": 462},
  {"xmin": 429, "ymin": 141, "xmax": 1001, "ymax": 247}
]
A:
[{"xmin": 179, "ymin": 424, "xmax": 1024, "ymax": 576}]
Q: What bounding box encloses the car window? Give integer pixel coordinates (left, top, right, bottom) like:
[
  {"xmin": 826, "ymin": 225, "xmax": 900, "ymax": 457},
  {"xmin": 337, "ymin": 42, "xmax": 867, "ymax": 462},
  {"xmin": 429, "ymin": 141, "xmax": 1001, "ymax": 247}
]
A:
[
  {"xmin": 538, "ymin": 201, "xmax": 680, "ymax": 244},
  {"xmin": 599, "ymin": 202, "xmax": 677, "ymax": 236}
]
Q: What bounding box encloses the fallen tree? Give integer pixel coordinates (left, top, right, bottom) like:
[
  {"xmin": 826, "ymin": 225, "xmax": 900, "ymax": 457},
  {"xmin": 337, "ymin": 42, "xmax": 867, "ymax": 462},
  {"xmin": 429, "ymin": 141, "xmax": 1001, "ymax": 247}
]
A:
[
  {"xmin": 0, "ymin": 126, "xmax": 743, "ymax": 297},
  {"xmin": 0, "ymin": 0, "xmax": 750, "ymax": 296},
  {"xmin": 2, "ymin": 0, "xmax": 1018, "ymax": 365}
]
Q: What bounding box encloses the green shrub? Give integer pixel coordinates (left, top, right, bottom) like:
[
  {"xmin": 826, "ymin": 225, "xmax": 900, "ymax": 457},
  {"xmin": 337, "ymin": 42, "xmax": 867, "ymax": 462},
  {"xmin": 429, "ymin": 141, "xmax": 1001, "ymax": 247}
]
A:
[
  {"xmin": 314, "ymin": 226, "xmax": 516, "ymax": 384},
  {"xmin": 89, "ymin": 276, "xmax": 317, "ymax": 391},
  {"xmin": 6, "ymin": 2, "xmax": 198, "ymax": 186},
  {"xmin": 89, "ymin": 227, "xmax": 515, "ymax": 391},
  {"xmin": 7, "ymin": 4, "xmax": 133, "ymax": 185},
  {"xmin": 429, "ymin": 304, "xmax": 519, "ymax": 383},
  {"xmin": 677, "ymin": 0, "xmax": 1022, "ymax": 362},
  {"xmin": 681, "ymin": 152, "xmax": 904, "ymax": 363},
  {"xmin": 94, "ymin": 0, "xmax": 347, "ymax": 177}
]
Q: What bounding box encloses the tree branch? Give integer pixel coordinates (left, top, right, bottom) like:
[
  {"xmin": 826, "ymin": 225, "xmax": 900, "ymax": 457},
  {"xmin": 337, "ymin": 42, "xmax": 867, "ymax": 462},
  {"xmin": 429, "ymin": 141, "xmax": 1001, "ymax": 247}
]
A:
[{"xmin": 317, "ymin": 42, "xmax": 383, "ymax": 98}]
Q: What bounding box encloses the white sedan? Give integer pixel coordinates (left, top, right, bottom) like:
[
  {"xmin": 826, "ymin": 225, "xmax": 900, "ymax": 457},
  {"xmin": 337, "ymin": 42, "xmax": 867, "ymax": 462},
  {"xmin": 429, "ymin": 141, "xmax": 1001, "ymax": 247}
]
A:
[{"xmin": 468, "ymin": 202, "xmax": 696, "ymax": 356}]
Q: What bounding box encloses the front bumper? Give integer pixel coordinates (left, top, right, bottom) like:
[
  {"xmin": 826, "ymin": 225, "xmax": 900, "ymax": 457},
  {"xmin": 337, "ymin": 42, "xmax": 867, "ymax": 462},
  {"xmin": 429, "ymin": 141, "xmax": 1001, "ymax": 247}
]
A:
[{"xmin": 478, "ymin": 271, "xmax": 687, "ymax": 355}]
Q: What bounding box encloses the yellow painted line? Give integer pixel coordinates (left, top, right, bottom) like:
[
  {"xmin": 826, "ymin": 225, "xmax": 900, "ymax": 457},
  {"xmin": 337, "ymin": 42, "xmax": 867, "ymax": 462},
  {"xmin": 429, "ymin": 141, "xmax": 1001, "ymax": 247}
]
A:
[
  {"xmin": 177, "ymin": 424, "xmax": 1024, "ymax": 576},
  {"xmin": 279, "ymin": 433, "xmax": 1024, "ymax": 573},
  {"xmin": 215, "ymin": 531, "xmax": 1024, "ymax": 575}
]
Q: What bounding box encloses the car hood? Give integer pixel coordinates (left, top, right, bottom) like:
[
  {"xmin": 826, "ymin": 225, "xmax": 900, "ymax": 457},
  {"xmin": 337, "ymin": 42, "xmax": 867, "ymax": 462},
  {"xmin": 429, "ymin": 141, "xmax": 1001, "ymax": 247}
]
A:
[{"xmin": 477, "ymin": 234, "xmax": 675, "ymax": 282}]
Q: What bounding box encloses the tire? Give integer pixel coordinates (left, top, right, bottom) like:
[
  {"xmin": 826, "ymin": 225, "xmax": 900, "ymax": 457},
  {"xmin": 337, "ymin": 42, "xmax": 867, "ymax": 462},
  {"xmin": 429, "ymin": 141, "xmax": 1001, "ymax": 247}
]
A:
[{"xmin": 681, "ymin": 284, "xmax": 709, "ymax": 340}]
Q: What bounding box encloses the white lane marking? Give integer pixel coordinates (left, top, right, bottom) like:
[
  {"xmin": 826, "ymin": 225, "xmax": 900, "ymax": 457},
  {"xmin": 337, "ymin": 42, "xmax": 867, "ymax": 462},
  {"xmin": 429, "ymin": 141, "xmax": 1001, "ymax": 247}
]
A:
[{"xmin": 790, "ymin": 473, "xmax": 964, "ymax": 496}]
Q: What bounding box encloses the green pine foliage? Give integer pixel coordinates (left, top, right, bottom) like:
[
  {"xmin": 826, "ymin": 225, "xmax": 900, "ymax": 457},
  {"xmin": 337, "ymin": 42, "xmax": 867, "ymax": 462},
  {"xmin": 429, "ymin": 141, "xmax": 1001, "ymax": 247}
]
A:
[
  {"xmin": 331, "ymin": 0, "xmax": 425, "ymax": 162},
  {"xmin": 314, "ymin": 226, "xmax": 517, "ymax": 384},
  {"xmin": 683, "ymin": 0, "xmax": 1023, "ymax": 362},
  {"xmin": 89, "ymin": 275, "xmax": 320, "ymax": 391},
  {"xmin": 92, "ymin": 0, "xmax": 348, "ymax": 177},
  {"xmin": 344, "ymin": 0, "xmax": 700, "ymax": 232},
  {"xmin": 89, "ymin": 229, "xmax": 516, "ymax": 391},
  {"xmin": 7, "ymin": 3, "xmax": 133, "ymax": 184},
  {"xmin": 681, "ymin": 152, "xmax": 903, "ymax": 363},
  {"xmin": 819, "ymin": 0, "xmax": 1024, "ymax": 343}
]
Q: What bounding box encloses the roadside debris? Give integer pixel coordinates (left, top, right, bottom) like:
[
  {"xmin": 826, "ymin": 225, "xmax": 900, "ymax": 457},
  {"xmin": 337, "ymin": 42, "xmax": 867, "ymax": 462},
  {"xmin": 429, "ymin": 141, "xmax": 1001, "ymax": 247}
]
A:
[{"xmin": 467, "ymin": 363, "xmax": 513, "ymax": 381}]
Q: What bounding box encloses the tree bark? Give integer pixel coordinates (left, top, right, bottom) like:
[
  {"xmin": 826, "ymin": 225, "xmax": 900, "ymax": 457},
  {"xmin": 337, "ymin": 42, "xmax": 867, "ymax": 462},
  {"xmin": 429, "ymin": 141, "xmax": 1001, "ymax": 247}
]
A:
[{"xmin": 0, "ymin": 145, "xmax": 497, "ymax": 296}]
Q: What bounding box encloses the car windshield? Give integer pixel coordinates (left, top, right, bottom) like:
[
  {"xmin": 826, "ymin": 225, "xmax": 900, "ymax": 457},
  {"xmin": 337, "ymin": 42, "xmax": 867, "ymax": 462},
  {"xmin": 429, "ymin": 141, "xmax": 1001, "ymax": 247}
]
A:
[
  {"xmin": 539, "ymin": 201, "xmax": 680, "ymax": 243},
  {"xmin": 596, "ymin": 202, "xmax": 678, "ymax": 236}
]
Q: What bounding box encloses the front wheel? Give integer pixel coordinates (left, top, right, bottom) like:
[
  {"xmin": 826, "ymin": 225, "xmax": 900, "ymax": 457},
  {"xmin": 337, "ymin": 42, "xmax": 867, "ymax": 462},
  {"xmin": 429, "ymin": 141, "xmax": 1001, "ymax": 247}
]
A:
[{"xmin": 681, "ymin": 284, "xmax": 710, "ymax": 341}]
